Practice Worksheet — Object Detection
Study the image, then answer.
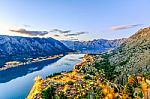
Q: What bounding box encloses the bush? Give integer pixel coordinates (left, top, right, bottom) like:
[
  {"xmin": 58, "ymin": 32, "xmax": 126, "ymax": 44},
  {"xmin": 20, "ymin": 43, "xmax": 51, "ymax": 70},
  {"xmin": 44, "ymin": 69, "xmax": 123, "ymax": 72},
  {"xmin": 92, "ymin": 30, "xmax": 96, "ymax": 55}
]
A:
[
  {"xmin": 57, "ymin": 92, "xmax": 67, "ymax": 99},
  {"xmin": 84, "ymin": 75, "xmax": 92, "ymax": 80},
  {"xmin": 67, "ymin": 81, "xmax": 74, "ymax": 85},
  {"xmin": 46, "ymin": 72, "xmax": 62, "ymax": 78},
  {"xmin": 119, "ymin": 60, "xmax": 129, "ymax": 66},
  {"xmin": 144, "ymin": 72, "xmax": 150, "ymax": 80},
  {"xmin": 124, "ymin": 83, "xmax": 134, "ymax": 98}
]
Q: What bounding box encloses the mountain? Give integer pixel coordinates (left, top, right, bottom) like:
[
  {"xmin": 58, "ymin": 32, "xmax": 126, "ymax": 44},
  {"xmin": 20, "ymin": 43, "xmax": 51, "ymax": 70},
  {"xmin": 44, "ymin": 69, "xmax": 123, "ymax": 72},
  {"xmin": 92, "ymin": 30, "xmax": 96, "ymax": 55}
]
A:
[
  {"xmin": 61, "ymin": 38, "xmax": 126, "ymax": 54},
  {"xmin": 109, "ymin": 27, "xmax": 150, "ymax": 84},
  {"xmin": 27, "ymin": 27, "xmax": 150, "ymax": 99},
  {"xmin": 0, "ymin": 35, "xmax": 72, "ymax": 66}
]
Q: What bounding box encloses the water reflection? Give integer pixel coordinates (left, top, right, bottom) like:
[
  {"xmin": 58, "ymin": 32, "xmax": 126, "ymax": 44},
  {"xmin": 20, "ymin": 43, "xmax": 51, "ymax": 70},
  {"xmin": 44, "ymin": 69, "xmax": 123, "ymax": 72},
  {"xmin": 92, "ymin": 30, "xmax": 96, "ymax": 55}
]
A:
[
  {"xmin": 0, "ymin": 54, "xmax": 84, "ymax": 99},
  {"xmin": 0, "ymin": 57, "xmax": 62, "ymax": 83}
]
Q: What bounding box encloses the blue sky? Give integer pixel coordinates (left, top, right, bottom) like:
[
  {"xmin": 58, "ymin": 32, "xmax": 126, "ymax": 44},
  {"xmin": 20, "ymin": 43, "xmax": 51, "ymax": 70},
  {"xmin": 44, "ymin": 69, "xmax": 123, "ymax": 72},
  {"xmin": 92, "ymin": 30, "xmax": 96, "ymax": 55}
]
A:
[{"xmin": 0, "ymin": 0, "xmax": 150, "ymax": 41}]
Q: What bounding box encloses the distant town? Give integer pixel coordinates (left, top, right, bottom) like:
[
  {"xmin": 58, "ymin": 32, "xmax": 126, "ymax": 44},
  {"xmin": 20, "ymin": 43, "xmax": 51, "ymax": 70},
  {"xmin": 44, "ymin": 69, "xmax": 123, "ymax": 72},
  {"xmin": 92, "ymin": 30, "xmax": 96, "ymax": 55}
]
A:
[{"xmin": 0, "ymin": 54, "xmax": 64, "ymax": 71}]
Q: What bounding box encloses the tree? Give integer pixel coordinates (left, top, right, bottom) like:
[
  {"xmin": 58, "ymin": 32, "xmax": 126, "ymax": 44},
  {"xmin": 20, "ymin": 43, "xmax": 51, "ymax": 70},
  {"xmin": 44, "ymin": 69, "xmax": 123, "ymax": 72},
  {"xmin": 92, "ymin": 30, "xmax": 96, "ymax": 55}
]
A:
[
  {"xmin": 57, "ymin": 92, "xmax": 67, "ymax": 99},
  {"xmin": 41, "ymin": 86, "xmax": 56, "ymax": 99}
]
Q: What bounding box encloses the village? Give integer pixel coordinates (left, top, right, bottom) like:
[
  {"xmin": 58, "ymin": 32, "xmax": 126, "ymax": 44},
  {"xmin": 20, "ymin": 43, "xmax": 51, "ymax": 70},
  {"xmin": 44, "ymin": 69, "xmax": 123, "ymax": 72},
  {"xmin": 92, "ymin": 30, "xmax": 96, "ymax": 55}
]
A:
[
  {"xmin": 27, "ymin": 55, "xmax": 150, "ymax": 99},
  {"xmin": 27, "ymin": 54, "xmax": 150, "ymax": 99}
]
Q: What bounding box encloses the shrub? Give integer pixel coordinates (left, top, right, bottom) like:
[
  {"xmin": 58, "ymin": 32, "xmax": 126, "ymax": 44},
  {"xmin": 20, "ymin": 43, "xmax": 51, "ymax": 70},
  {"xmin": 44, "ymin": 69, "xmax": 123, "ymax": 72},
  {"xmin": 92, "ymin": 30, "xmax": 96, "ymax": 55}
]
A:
[
  {"xmin": 119, "ymin": 60, "xmax": 129, "ymax": 66},
  {"xmin": 67, "ymin": 81, "xmax": 74, "ymax": 85},
  {"xmin": 144, "ymin": 72, "xmax": 150, "ymax": 80},
  {"xmin": 84, "ymin": 75, "xmax": 92, "ymax": 80},
  {"xmin": 46, "ymin": 72, "xmax": 62, "ymax": 78}
]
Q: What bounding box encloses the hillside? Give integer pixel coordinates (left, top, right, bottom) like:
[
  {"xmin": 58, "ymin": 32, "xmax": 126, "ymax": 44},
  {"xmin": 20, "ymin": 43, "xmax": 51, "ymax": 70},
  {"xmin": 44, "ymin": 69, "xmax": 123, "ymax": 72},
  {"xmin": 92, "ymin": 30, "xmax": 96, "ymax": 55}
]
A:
[
  {"xmin": 0, "ymin": 35, "xmax": 71, "ymax": 66},
  {"xmin": 62, "ymin": 38, "xmax": 126, "ymax": 54},
  {"xmin": 109, "ymin": 27, "xmax": 150, "ymax": 84},
  {"xmin": 27, "ymin": 27, "xmax": 150, "ymax": 99},
  {"xmin": 27, "ymin": 54, "xmax": 150, "ymax": 99}
]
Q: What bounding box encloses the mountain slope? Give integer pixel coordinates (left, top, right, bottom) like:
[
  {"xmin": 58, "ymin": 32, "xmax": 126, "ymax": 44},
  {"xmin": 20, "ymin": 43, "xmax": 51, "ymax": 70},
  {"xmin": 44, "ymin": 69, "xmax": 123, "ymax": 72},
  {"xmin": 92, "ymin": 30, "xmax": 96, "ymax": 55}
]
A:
[
  {"xmin": 61, "ymin": 38, "xmax": 126, "ymax": 54},
  {"xmin": 27, "ymin": 27, "xmax": 150, "ymax": 99},
  {"xmin": 109, "ymin": 27, "xmax": 150, "ymax": 84},
  {"xmin": 0, "ymin": 35, "xmax": 71, "ymax": 65}
]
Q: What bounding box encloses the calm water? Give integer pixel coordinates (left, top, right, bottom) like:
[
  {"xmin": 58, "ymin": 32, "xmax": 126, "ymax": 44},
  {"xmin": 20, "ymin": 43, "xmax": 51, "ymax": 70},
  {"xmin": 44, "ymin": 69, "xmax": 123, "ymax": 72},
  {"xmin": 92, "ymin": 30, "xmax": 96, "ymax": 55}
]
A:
[{"xmin": 0, "ymin": 54, "xmax": 84, "ymax": 99}]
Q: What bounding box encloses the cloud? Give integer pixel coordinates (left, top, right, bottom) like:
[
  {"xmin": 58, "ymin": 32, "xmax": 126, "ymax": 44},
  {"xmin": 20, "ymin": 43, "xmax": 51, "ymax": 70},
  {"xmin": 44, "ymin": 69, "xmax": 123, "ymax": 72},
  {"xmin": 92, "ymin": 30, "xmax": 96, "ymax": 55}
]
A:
[
  {"xmin": 70, "ymin": 37, "xmax": 75, "ymax": 39},
  {"xmin": 69, "ymin": 38, "xmax": 79, "ymax": 41},
  {"xmin": 60, "ymin": 30, "xmax": 71, "ymax": 33},
  {"xmin": 76, "ymin": 32, "xmax": 88, "ymax": 35},
  {"xmin": 53, "ymin": 34, "xmax": 60, "ymax": 37},
  {"xmin": 10, "ymin": 28, "xmax": 48, "ymax": 36},
  {"xmin": 64, "ymin": 31, "xmax": 88, "ymax": 36},
  {"xmin": 64, "ymin": 33, "xmax": 79, "ymax": 36},
  {"xmin": 50, "ymin": 29, "xmax": 61, "ymax": 32},
  {"xmin": 50, "ymin": 29, "xmax": 71, "ymax": 33},
  {"xmin": 110, "ymin": 24, "xmax": 142, "ymax": 31},
  {"xmin": 23, "ymin": 24, "xmax": 30, "ymax": 27}
]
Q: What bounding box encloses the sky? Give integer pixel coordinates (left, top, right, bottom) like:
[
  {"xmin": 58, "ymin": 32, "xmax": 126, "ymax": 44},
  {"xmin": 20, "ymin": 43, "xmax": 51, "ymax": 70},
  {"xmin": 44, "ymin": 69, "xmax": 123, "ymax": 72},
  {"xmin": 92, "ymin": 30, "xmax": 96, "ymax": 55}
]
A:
[{"xmin": 0, "ymin": 0, "xmax": 150, "ymax": 41}]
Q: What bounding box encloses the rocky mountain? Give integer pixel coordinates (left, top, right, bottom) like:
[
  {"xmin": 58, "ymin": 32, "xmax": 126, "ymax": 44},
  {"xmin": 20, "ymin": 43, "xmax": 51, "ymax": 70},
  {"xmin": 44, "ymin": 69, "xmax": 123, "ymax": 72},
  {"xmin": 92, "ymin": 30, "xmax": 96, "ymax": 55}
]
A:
[
  {"xmin": 27, "ymin": 27, "xmax": 150, "ymax": 99},
  {"xmin": 62, "ymin": 38, "xmax": 126, "ymax": 54},
  {"xmin": 0, "ymin": 35, "xmax": 72, "ymax": 65},
  {"xmin": 109, "ymin": 27, "xmax": 150, "ymax": 84}
]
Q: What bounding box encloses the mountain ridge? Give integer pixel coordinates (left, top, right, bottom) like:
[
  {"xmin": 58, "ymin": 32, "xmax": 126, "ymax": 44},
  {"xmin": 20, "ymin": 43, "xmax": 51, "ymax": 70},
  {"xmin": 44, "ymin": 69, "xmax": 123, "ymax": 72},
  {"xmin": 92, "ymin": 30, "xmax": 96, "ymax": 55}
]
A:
[
  {"xmin": 27, "ymin": 27, "xmax": 150, "ymax": 99},
  {"xmin": 61, "ymin": 38, "xmax": 126, "ymax": 54},
  {"xmin": 0, "ymin": 35, "xmax": 72, "ymax": 66}
]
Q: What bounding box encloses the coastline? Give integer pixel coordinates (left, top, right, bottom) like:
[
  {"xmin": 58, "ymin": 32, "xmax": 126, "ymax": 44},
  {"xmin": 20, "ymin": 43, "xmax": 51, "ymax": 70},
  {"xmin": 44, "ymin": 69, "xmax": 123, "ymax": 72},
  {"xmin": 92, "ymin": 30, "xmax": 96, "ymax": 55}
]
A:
[
  {"xmin": 27, "ymin": 54, "xmax": 93, "ymax": 99},
  {"xmin": 0, "ymin": 54, "xmax": 64, "ymax": 71},
  {"xmin": 0, "ymin": 56, "xmax": 62, "ymax": 83}
]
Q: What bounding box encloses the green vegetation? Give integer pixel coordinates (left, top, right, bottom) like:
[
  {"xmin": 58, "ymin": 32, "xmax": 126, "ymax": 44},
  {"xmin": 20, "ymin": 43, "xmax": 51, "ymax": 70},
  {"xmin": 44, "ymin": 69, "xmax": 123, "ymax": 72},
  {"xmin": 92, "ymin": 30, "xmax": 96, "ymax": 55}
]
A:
[
  {"xmin": 93, "ymin": 53, "xmax": 119, "ymax": 80},
  {"xmin": 56, "ymin": 92, "xmax": 67, "ymax": 99},
  {"xmin": 138, "ymin": 91, "xmax": 143, "ymax": 98},
  {"xmin": 29, "ymin": 54, "xmax": 150, "ymax": 99},
  {"xmin": 124, "ymin": 83, "xmax": 135, "ymax": 98},
  {"xmin": 66, "ymin": 81, "xmax": 74, "ymax": 85},
  {"xmin": 84, "ymin": 75, "xmax": 92, "ymax": 80},
  {"xmin": 41, "ymin": 87, "xmax": 67, "ymax": 99},
  {"xmin": 46, "ymin": 72, "xmax": 62, "ymax": 78},
  {"xmin": 119, "ymin": 60, "xmax": 129, "ymax": 66},
  {"xmin": 144, "ymin": 72, "xmax": 150, "ymax": 80},
  {"xmin": 41, "ymin": 87, "xmax": 56, "ymax": 99}
]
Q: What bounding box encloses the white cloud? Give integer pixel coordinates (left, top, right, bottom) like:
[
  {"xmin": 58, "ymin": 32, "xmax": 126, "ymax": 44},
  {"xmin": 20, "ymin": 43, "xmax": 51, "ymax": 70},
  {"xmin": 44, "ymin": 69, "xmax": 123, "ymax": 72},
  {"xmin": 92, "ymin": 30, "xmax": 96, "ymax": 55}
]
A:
[
  {"xmin": 111, "ymin": 24, "xmax": 142, "ymax": 31},
  {"xmin": 10, "ymin": 28, "xmax": 48, "ymax": 36}
]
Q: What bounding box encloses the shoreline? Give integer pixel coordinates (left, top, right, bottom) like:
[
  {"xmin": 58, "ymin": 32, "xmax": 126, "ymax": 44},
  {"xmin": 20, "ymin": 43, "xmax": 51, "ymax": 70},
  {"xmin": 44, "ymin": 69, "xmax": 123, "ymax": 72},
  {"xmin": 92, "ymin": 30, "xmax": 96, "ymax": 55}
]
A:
[
  {"xmin": 0, "ymin": 57, "xmax": 62, "ymax": 83},
  {"xmin": 27, "ymin": 54, "xmax": 150, "ymax": 99},
  {"xmin": 0, "ymin": 54, "xmax": 64, "ymax": 71},
  {"xmin": 27, "ymin": 54, "xmax": 93, "ymax": 99}
]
